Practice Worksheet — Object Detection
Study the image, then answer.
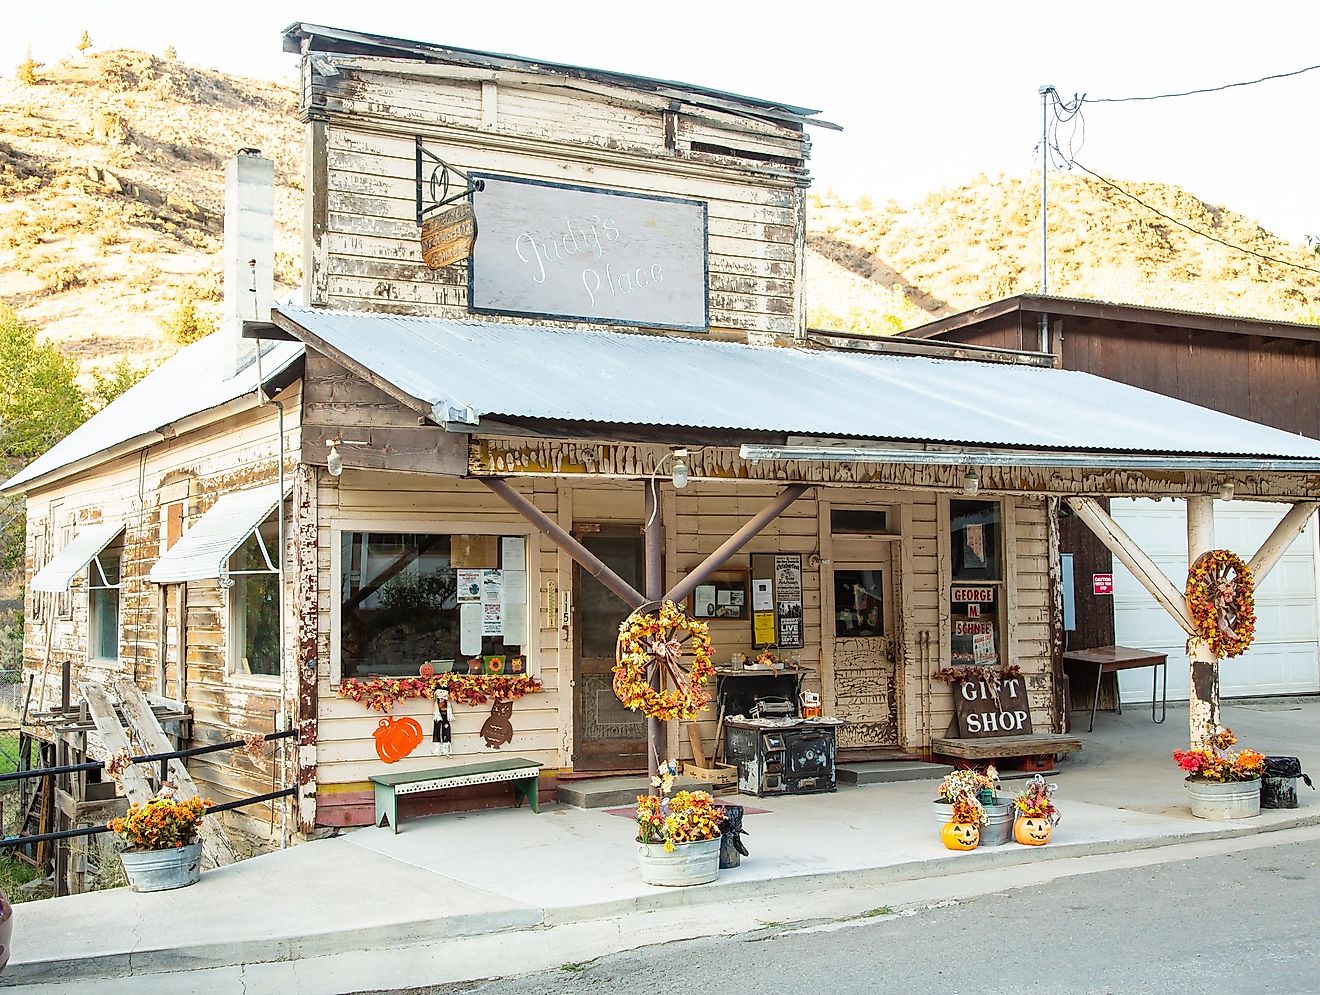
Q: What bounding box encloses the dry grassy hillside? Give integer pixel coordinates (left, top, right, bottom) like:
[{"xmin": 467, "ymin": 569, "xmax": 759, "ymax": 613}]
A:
[
  {"xmin": 0, "ymin": 49, "xmax": 300, "ymax": 379},
  {"xmin": 807, "ymin": 171, "xmax": 1320, "ymax": 333},
  {"xmin": 3, "ymin": 48, "xmax": 1317, "ymax": 368}
]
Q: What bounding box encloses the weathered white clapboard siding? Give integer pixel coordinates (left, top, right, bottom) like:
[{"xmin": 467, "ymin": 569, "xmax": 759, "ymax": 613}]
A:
[
  {"xmin": 305, "ymin": 62, "xmax": 809, "ymax": 340},
  {"xmin": 22, "ymin": 386, "xmax": 302, "ymax": 838}
]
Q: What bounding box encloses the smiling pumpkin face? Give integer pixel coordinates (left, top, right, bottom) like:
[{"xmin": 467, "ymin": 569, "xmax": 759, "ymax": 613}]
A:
[
  {"xmin": 1014, "ymin": 816, "xmax": 1052, "ymax": 846},
  {"xmin": 941, "ymin": 820, "xmax": 980, "ymax": 851}
]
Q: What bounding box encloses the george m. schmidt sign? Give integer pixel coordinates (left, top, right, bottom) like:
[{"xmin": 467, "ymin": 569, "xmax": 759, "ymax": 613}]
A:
[{"xmin": 468, "ymin": 174, "xmax": 709, "ymax": 331}]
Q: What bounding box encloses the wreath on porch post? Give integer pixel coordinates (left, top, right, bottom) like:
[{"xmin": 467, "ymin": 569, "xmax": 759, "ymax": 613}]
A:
[
  {"xmin": 613, "ymin": 600, "xmax": 715, "ymax": 721},
  {"xmin": 1185, "ymin": 549, "xmax": 1256, "ymax": 659}
]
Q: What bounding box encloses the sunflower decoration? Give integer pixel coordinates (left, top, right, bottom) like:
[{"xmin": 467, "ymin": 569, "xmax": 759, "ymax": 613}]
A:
[
  {"xmin": 613, "ymin": 600, "xmax": 716, "ymax": 721},
  {"xmin": 1185, "ymin": 549, "xmax": 1256, "ymax": 659}
]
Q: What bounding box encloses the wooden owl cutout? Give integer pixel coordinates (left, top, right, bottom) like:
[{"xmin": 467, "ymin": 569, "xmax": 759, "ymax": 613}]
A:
[{"xmin": 481, "ymin": 699, "xmax": 514, "ymax": 749}]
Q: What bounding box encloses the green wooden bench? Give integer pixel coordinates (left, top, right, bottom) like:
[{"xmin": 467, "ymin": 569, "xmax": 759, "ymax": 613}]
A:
[{"xmin": 370, "ymin": 757, "xmax": 542, "ymax": 834}]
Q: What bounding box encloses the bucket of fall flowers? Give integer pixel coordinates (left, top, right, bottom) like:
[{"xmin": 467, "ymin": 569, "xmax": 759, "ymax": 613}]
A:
[
  {"xmin": 1174, "ymin": 728, "xmax": 1265, "ymax": 821},
  {"xmin": 107, "ymin": 787, "xmax": 210, "ymax": 892},
  {"xmin": 635, "ymin": 760, "xmax": 725, "ymax": 886}
]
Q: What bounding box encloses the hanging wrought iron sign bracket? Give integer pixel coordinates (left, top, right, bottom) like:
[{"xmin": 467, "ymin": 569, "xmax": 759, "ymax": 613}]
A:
[{"xmin": 415, "ymin": 138, "xmax": 484, "ymax": 226}]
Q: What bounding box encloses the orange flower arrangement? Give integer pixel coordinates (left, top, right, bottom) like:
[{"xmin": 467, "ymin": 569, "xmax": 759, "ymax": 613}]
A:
[
  {"xmin": 613, "ymin": 601, "xmax": 715, "ymax": 721},
  {"xmin": 636, "ymin": 784, "xmax": 725, "ymax": 852},
  {"xmin": 108, "ymin": 795, "xmax": 210, "ymax": 851},
  {"xmin": 1173, "ymin": 727, "xmax": 1265, "ymax": 782},
  {"xmin": 1185, "ymin": 549, "xmax": 1256, "ymax": 659}
]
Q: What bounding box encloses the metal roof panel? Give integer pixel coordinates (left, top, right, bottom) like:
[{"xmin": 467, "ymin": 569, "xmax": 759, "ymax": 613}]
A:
[{"xmin": 276, "ymin": 304, "xmax": 1320, "ymax": 460}]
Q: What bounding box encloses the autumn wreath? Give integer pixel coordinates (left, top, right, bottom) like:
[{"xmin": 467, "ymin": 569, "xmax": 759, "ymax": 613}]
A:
[
  {"xmin": 1185, "ymin": 549, "xmax": 1256, "ymax": 659},
  {"xmin": 613, "ymin": 600, "xmax": 715, "ymax": 721}
]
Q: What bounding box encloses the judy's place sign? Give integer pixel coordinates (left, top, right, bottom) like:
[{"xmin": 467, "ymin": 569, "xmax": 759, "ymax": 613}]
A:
[{"xmin": 468, "ymin": 174, "xmax": 709, "ymax": 331}]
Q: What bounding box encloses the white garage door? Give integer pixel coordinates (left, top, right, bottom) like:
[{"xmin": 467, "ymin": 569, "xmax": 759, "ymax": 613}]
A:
[{"xmin": 1110, "ymin": 499, "xmax": 1320, "ymax": 702}]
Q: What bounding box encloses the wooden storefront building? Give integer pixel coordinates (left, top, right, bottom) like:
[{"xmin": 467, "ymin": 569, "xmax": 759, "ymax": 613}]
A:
[{"xmin": 8, "ymin": 26, "xmax": 1320, "ymax": 855}]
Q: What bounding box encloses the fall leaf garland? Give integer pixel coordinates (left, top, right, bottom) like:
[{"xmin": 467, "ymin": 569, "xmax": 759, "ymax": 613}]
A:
[{"xmin": 338, "ymin": 673, "xmax": 544, "ymax": 712}]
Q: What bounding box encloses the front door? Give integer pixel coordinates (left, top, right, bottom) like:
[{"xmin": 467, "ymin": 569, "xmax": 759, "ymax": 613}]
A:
[
  {"xmin": 572, "ymin": 530, "xmax": 646, "ymax": 771},
  {"xmin": 829, "ymin": 556, "xmax": 899, "ymax": 748}
]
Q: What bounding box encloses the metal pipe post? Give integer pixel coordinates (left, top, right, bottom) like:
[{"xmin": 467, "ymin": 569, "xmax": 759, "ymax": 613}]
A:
[{"xmin": 644, "ymin": 480, "xmax": 664, "ymax": 790}]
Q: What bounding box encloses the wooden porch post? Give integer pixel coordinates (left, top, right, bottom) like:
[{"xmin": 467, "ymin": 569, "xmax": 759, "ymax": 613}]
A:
[{"xmin": 1186, "ymin": 496, "xmax": 1218, "ymax": 749}]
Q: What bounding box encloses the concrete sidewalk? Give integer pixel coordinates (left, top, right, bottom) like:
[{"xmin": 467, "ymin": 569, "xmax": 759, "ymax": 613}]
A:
[{"xmin": 7, "ymin": 700, "xmax": 1317, "ymax": 988}]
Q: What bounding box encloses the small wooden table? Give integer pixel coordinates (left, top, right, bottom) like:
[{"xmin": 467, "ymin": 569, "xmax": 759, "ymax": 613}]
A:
[
  {"xmin": 1062, "ymin": 645, "xmax": 1168, "ymax": 733},
  {"xmin": 370, "ymin": 757, "xmax": 541, "ymax": 834}
]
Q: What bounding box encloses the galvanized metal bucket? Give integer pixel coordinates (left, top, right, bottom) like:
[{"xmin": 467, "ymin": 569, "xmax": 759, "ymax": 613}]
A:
[
  {"xmin": 933, "ymin": 799, "xmax": 1013, "ymax": 846},
  {"xmin": 637, "ymin": 838, "xmax": 720, "ymax": 887},
  {"xmin": 1186, "ymin": 777, "xmax": 1261, "ymax": 821},
  {"xmin": 119, "ymin": 842, "xmax": 202, "ymax": 892}
]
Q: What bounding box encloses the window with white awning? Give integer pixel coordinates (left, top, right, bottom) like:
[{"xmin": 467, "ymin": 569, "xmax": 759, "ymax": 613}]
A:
[
  {"xmin": 148, "ymin": 485, "xmax": 283, "ymax": 585},
  {"xmin": 30, "ymin": 521, "xmax": 124, "ymax": 593}
]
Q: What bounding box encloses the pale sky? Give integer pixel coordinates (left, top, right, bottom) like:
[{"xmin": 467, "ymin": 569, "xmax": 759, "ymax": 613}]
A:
[{"xmin": 8, "ymin": 1, "xmax": 1320, "ymax": 242}]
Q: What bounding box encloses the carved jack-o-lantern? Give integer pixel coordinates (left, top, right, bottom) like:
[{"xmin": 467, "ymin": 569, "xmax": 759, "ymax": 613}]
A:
[
  {"xmin": 374, "ymin": 716, "xmax": 424, "ymax": 764},
  {"xmin": 1014, "ymin": 816, "xmax": 1053, "ymax": 846},
  {"xmin": 941, "ymin": 820, "xmax": 980, "ymax": 851}
]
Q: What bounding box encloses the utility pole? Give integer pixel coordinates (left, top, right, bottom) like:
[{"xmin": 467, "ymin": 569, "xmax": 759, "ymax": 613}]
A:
[{"xmin": 1038, "ymin": 85, "xmax": 1054, "ymax": 354}]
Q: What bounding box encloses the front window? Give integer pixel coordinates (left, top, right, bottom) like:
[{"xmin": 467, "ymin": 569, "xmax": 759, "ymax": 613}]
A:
[
  {"xmin": 230, "ymin": 517, "xmax": 280, "ymax": 678},
  {"xmin": 949, "ymin": 499, "xmax": 1005, "ymax": 667},
  {"xmin": 340, "ymin": 532, "xmax": 528, "ymax": 679},
  {"xmin": 88, "ymin": 543, "xmax": 122, "ymax": 662}
]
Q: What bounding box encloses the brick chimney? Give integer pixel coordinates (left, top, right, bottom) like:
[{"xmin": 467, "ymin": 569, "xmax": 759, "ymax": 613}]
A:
[{"xmin": 222, "ymin": 149, "xmax": 274, "ymax": 379}]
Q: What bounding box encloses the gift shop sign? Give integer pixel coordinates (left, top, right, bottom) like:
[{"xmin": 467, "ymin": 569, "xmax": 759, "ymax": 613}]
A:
[
  {"xmin": 468, "ymin": 174, "xmax": 709, "ymax": 331},
  {"xmin": 953, "ymin": 676, "xmax": 1034, "ymax": 739}
]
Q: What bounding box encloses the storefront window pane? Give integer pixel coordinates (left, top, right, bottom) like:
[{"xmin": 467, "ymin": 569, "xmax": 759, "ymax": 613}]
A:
[
  {"xmin": 950, "ymin": 500, "xmax": 1001, "ymax": 581},
  {"xmin": 834, "ymin": 569, "xmax": 884, "ymax": 637},
  {"xmin": 340, "ymin": 532, "xmax": 526, "ymax": 678}
]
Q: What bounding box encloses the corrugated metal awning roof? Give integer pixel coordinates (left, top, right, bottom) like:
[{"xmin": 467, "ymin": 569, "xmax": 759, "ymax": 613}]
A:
[
  {"xmin": 274, "ymin": 304, "xmax": 1320, "ymax": 461},
  {"xmin": 1, "ymin": 336, "xmax": 303, "ymax": 495},
  {"xmin": 30, "ymin": 521, "xmax": 124, "ymax": 593},
  {"xmin": 149, "ymin": 485, "xmax": 282, "ymax": 585}
]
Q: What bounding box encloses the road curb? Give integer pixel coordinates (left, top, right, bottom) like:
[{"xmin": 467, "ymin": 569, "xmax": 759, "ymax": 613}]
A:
[{"xmin": 7, "ymin": 810, "xmax": 1318, "ymax": 985}]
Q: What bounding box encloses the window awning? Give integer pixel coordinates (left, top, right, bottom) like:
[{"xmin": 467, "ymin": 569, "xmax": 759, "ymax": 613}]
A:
[
  {"xmin": 30, "ymin": 522, "xmax": 124, "ymax": 593},
  {"xmin": 148, "ymin": 485, "xmax": 283, "ymax": 585}
]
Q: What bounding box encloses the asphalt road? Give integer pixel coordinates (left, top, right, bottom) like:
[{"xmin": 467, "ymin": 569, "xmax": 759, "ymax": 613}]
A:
[{"xmin": 401, "ymin": 839, "xmax": 1320, "ymax": 995}]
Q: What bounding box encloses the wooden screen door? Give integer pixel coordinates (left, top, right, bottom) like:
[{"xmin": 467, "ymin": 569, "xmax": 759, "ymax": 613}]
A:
[
  {"xmin": 829, "ymin": 552, "xmax": 899, "ymax": 749},
  {"xmin": 572, "ymin": 530, "xmax": 646, "ymax": 771}
]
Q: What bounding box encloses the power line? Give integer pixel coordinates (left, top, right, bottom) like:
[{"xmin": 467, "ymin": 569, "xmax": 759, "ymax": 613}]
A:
[
  {"xmin": 1064, "ymin": 157, "xmax": 1320, "ymax": 277},
  {"xmin": 1083, "ymin": 63, "xmax": 1320, "ymax": 103}
]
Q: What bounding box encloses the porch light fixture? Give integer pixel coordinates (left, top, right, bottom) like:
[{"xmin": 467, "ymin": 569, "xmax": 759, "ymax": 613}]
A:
[
  {"xmin": 1219, "ymin": 481, "xmax": 1234, "ymax": 501},
  {"xmin": 962, "ymin": 470, "xmax": 980, "ymax": 496},
  {"xmin": 326, "ymin": 436, "xmax": 370, "ymax": 477},
  {"xmin": 671, "ymin": 449, "xmax": 690, "ymax": 489}
]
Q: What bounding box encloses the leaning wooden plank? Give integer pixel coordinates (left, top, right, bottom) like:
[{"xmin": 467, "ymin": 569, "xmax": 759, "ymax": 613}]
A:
[
  {"xmin": 78, "ymin": 682, "xmax": 154, "ymax": 805},
  {"xmin": 113, "ymin": 677, "xmax": 239, "ymax": 868}
]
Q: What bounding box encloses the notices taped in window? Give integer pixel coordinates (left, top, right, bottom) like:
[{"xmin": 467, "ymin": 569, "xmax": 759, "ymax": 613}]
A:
[{"xmin": 749, "ymin": 552, "xmax": 804, "ymax": 649}]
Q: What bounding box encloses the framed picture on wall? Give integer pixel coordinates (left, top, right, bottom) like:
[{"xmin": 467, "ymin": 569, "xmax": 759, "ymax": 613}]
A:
[{"xmin": 689, "ymin": 570, "xmax": 750, "ymax": 620}]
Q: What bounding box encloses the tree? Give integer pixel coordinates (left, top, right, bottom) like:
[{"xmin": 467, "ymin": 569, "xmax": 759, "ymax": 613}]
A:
[
  {"xmin": 160, "ymin": 293, "xmax": 215, "ymax": 346},
  {"xmin": 15, "ymin": 48, "xmax": 39, "ymax": 86},
  {"xmin": 77, "ymin": 30, "xmax": 93, "ymax": 53},
  {"xmin": 0, "ymin": 307, "xmax": 88, "ymax": 571},
  {"xmin": 89, "ymin": 358, "xmax": 150, "ymax": 411}
]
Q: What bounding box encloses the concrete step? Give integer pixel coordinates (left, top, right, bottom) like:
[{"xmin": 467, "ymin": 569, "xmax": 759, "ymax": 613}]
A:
[
  {"xmin": 556, "ymin": 775, "xmax": 713, "ymax": 808},
  {"xmin": 837, "ymin": 761, "xmax": 954, "ymax": 785}
]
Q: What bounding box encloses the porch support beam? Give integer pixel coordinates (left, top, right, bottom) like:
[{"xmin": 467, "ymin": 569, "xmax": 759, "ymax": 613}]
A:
[
  {"xmin": 1065, "ymin": 497, "xmax": 1195, "ymax": 635},
  {"xmin": 1247, "ymin": 501, "xmax": 1320, "ymax": 585},
  {"xmin": 664, "ymin": 484, "xmax": 814, "ymax": 605},
  {"xmin": 480, "ymin": 477, "xmax": 647, "ymax": 609}
]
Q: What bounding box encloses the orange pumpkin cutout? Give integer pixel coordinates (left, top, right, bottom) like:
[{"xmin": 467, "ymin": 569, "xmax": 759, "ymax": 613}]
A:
[
  {"xmin": 941, "ymin": 821, "xmax": 980, "ymax": 851},
  {"xmin": 374, "ymin": 716, "xmax": 424, "ymax": 764},
  {"xmin": 1014, "ymin": 816, "xmax": 1053, "ymax": 846}
]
